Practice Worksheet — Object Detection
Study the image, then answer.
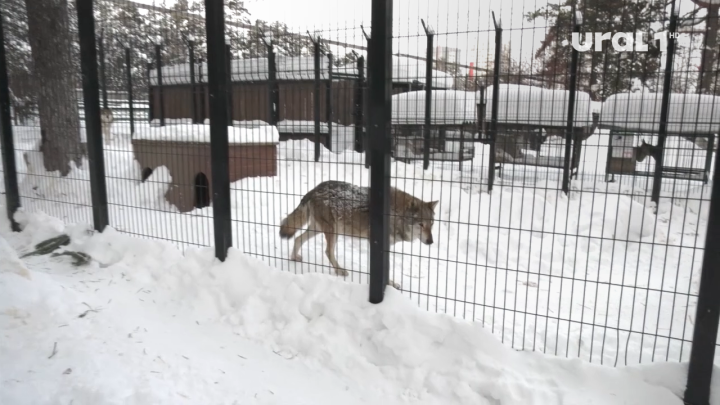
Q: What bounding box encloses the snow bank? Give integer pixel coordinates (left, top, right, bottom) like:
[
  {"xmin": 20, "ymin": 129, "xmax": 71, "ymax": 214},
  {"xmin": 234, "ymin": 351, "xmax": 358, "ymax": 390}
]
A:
[
  {"xmin": 135, "ymin": 121, "xmax": 280, "ymax": 144},
  {"xmin": 392, "ymin": 90, "xmax": 477, "ymax": 125},
  {"xmin": 483, "ymin": 84, "xmax": 594, "ymax": 127},
  {"xmin": 0, "ymin": 212, "xmax": 704, "ymax": 405},
  {"xmin": 600, "ymin": 92, "xmax": 720, "ymax": 134},
  {"xmin": 149, "ymin": 55, "xmax": 455, "ymax": 88}
]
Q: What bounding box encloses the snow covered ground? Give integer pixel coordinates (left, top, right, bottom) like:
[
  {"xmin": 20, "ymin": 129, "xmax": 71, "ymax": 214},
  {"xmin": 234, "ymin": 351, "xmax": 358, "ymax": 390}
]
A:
[
  {"xmin": 1, "ymin": 207, "xmax": 718, "ymax": 404},
  {"xmin": 0, "ymin": 117, "xmax": 715, "ymax": 371}
]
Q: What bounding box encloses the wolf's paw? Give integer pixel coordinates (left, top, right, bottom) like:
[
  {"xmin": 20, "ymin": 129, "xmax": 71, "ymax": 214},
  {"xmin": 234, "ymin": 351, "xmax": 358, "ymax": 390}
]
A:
[
  {"xmin": 335, "ymin": 267, "xmax": 348, "ymax": 277},
  {"xmin": 388, "ymin": 280, "xmax": 401, "ymax": 289},
  {"xmin": 290, "ymin": 253, "xmax": 302, "ymax": 262}
]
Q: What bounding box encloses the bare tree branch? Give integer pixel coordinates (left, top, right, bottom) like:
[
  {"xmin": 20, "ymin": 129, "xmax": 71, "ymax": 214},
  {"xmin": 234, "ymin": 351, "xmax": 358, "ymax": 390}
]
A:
[
  {"xmin": 678, "ymin": 7, "xmax": 704, "ymax": 24},
  {"xmin": 679, "ymin": 15, "xmax": 707, "ymax": 28}
]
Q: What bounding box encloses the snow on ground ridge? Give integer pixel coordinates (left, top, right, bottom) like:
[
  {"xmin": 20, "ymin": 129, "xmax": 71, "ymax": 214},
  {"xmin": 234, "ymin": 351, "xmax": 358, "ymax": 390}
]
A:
[{"xmin": 0, "ymin": 210, "xmax": 714, "ymax": 405}]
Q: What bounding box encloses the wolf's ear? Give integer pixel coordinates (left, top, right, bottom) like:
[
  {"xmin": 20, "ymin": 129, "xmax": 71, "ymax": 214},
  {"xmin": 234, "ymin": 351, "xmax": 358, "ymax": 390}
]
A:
[{"xmin": 428, "ymin": 200, "xmax": 439, "ymax": 211}]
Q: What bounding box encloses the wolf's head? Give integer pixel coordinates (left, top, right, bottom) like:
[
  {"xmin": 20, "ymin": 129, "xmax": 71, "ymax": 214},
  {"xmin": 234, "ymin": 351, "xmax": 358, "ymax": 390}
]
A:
[
  {"xmin": 635, "ymin": 139, "xmax": 655, "ymax": 162},
  {"xmin": 406, "ymin": 199, "xmax": 439, "ymax": 245}
]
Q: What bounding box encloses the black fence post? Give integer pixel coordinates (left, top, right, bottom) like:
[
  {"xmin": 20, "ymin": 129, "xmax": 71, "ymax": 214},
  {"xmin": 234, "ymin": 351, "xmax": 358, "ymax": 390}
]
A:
[
  {"xmin": 76, "ymin": 0, "xmax": 109, "ymax": 232},
  {"xmin": 155, "ymin": 44, "xmax": 165, "ymax": 126},
  {"xmin": 651, "ymin": 10, "xmax": 678, "ymax": 205},
  {"xmin": 421, "ymin": 19, "xmax": 434, "ymax": 170},
  {"xmin": 354, "ymin": 56, "xmax": 365, "ymax": 153},
  {"xmin": 684, "ymin": 143, "xmax": 720, "ymax": 405},
  {"xmin": 99, "ymin": 30, "xmax": 108, "ymax": 109},
  {"xmin": 0, "ymin": 10, "xmax": 20, "ymax": 232},
  {"xmin": 361, "ymin": 26, "xmax": 371, "ymax": 169},
  {"xmin": 326, "ymin": 52, "xmax": 333, "ymax": 152},
  {"xmin": 189, "ymin": 41, "xmax": 199, "ymax": 124},
  {"xmin": 146, "ymin": 62, "xmax": 153, "ymax": 122},
  {"xmin": 125, "ymin": 47, "xmax": 134, "ymax": 136},
  {"xmin": 367, "ymin": 0, "xmax": 392, "ymax": 304},
  {"xmin": 562, "ymin": 12, "xmax": 581, "ymax": 195},
  {"xmin": 204, "ymin": 0, "xmax": 232, "ymax": 261},
  {"xmin": 313, "ymin": 36, "xmax": 321, "ymax": 161},
  {"xmin": 489, "ymin": 12, "xmax": 502, "ymax": 193},
  {"xmin": 226, "ymin": 43, "xmax": 233, "ymax": 126},
  {"xmin": 198, "ymin": 58, "xmax": 206, "ymax": 121},
  {"xmin": 266, "ymin": 38, "xmax": 279, "ymax": 125},
  {"xmin": 704, "ymin": 134, "xmax": 715, "ymax": 184}
]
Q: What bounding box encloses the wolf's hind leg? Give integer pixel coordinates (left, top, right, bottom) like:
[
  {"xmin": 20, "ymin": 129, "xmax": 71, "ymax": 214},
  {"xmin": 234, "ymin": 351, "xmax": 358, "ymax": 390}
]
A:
[
  {"xmin": 323, "ymin": 231, "xmax": 347, "ymax": 276},
  {"xmin": 291, "ymin": 219, "xmax": 319, "ymax": 262}
]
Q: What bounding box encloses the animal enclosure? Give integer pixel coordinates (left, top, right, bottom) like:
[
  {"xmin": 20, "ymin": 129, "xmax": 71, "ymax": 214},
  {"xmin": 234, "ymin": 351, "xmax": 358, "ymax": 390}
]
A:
[{"xmin": 2, "ymin": 1, "xmax": 720, "ymax": 404}]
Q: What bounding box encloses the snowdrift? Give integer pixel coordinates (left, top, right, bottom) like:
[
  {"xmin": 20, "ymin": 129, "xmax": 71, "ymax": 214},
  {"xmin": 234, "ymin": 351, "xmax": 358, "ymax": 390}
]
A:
[{"xmin": 0, "ymin": 210, "xmax": 712, "ymax": 405}]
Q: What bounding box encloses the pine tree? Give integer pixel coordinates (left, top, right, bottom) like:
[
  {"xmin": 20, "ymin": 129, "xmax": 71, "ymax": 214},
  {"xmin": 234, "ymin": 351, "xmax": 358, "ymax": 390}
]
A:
[
  {"xmin": 25, "ymin": 0, "xmax": 84, "ymax": 175},
  {"xmin": 526, "ymin": 0, "xmax": 666, "ymax": 101}
]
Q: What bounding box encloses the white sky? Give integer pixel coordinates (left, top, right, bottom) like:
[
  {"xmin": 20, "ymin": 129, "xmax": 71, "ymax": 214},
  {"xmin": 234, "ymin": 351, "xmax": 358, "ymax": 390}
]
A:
[
  {"xmin": 134, "ymin": 0, "xmax": 704, "ymax": 73},
  {"xmin": 240, "ymin": 0, "xmax": 548, "ymax": 69}
]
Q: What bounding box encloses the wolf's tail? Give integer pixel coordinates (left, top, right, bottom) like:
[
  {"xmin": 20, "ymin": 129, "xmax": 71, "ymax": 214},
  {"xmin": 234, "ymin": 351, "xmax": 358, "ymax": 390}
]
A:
[{"xmin": 279, "ymin": 201, "xmax": 309, "ymax": 238}]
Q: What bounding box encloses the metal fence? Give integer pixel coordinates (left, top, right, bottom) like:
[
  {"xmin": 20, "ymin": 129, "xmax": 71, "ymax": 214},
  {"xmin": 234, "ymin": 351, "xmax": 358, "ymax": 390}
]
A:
[{"xmin": 1, "ymin": 0, "xmax": 720, "ymax": 404}]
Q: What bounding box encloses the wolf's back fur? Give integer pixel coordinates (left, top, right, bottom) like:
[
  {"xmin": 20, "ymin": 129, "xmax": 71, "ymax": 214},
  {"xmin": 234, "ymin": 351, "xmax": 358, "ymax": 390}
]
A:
[{"xmin": 279, "ymin": 180, "xmax": 438, "ymax": 287}]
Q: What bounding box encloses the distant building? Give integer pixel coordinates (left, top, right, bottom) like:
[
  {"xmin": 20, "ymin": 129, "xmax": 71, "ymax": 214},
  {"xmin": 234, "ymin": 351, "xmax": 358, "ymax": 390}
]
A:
[{"xmin": 435, "ymin": 46, "xmax": 461, "ymax": 73}]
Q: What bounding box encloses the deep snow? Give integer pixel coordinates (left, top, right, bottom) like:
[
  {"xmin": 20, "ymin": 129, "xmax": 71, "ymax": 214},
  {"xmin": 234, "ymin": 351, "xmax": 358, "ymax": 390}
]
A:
[{"xmin": 1, "ymin": 208, "xmax": 718, "ymax": 405}]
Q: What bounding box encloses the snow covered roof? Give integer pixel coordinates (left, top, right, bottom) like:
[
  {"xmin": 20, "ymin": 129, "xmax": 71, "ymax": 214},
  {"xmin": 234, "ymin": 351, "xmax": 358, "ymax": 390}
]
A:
[
  {"xmin": 334, "ymin": 56, "xmax": 455, "ymax": 88},
  {"xmin": 134, "ymin": 121, "xmax": 280, "ymax": 144},
  {"xmin": 149, "ymin": 55, "xmax": 454, "ymax": 88},
  {"xmin": 599, "ymin": 92, "xmax": 720, "ymax": 134},
  {"xmin": 482, "ymin": 84, "xmax": 594, "ymax": 128},
  {"xmin": 392, "ymin": 90, "xmax": 477, "ymax": 125}
]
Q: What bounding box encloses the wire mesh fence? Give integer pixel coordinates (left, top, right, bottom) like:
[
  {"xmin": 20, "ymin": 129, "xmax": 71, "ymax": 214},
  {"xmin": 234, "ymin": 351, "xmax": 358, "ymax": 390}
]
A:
[
  {"xmin": 382, "ymin": 1, "xmax": 720, "ymax": 368},
  {"xmin": 1, "ymin": 0, "xmax": 720, "ymax": 396}
]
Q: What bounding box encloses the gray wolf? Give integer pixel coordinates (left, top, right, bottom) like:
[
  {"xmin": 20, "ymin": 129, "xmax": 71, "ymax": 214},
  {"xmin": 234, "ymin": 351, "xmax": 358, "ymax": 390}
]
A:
[
  {"xmin": 635, "ymin": 139, "xmax": 659, "ymax": 162},
  {"xmin": 279, "ymin": 180, "xmax": 439, "ymax": 287},
  {"xmin": 101, "ymin": 107, "xmax": 114, "ymax": 143}
]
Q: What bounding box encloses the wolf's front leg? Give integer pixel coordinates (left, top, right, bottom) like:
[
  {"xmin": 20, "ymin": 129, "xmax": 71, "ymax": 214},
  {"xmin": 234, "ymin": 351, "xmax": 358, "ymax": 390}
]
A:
[
  {"xmin": 364, "ymin": 240, "xmax": 401, "ymax": 288},
  {"xmin": 387, "ymin": 278, "xmax": 401, "ymax": 289}
]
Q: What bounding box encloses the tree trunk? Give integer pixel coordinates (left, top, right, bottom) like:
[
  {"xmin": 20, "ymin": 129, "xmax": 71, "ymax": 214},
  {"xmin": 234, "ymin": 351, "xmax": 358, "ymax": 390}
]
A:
[
  {"xmin": 25, "ymin": 0, "xmax": 84, "ymax": 176},
  {"xmin": 699, "ymin": 5, "xmax": 719, "ymax": 95}
]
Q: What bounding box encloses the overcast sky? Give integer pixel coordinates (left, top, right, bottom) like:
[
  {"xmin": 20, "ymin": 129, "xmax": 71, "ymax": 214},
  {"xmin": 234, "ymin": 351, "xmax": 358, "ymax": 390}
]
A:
[{"xmin": 134, "ymin": 0, "xmax": 702, "ymax": 72}]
